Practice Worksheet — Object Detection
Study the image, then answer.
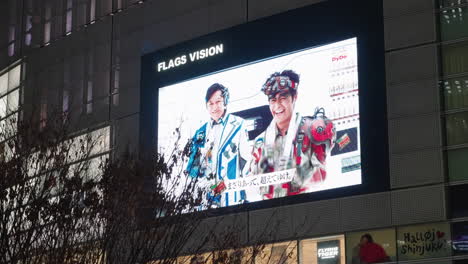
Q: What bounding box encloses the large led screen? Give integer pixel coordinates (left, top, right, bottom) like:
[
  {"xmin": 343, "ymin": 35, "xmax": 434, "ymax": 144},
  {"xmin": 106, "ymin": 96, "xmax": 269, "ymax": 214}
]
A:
[{"xmin": 157, "ymin": 38, "xmax": 361, "ymax": 209}]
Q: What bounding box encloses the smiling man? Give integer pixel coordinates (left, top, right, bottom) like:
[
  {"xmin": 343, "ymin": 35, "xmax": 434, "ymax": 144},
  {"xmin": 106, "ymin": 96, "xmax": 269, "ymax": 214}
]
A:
[
  {"xmin": 186, "ymin": 83, "xmax": 250, "ymax": 208},
  {"xmin": 249, "ymin": 70, "xmax": 336, "ymax": 199}
]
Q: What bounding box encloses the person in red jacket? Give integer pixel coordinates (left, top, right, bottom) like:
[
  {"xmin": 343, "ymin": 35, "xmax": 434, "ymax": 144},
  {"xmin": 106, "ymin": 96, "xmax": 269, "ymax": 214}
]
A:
[{"xmin": 359, "ymin": 234, "xmax": 390, "ymax": 263}]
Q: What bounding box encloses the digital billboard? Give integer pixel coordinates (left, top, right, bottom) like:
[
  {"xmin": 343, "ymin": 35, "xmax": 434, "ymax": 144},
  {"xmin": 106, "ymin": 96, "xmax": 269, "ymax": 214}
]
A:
[
  {"xmin": 157, "ymin": 38, "xmax": 360, "ymax": 208},
  {"xmin": 140, "ymin": 0, "xmax": 387, "ymax": 212}
]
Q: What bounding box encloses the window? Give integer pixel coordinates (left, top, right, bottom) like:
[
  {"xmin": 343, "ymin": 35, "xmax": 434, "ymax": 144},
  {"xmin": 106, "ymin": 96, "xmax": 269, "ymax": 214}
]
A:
[
  {"xmin": 39, "ymin": 101, "xmax": 47, "ymax": 130},
  {"xmin": 77, "ymin": 0, "xmax": 87, "ymax": 27},
  {"xmin": 43, "ymin": 3, "xmax": 52, "ymax": 44},
  {"xmin": 90, "ymin": 0, "xmax": 96, "ymax": 22},
  {"xmin": 440, "ymin": 5, "xmax": 468, "ymax": 41},
  {"xmin": 112, "ymin": 46, "xmax": 120, "ymax": 106},
  {"xmin": 86, "ymin": 51, "xmax": 94, "ymax": 114},
  {"xmin": 345, "ymin": 229, "xmax": 395, "ymax": 263},
  {"xmin": 397, "ymin": 222, "xmax": 451, "ymax": 261},
  {"xmin": 63, "ymin": 61, "xmax": 71, "ymax": 115},
  {"xmin": 114, "ymin": 0, "xmax": 122, "ymax": 10},
  {"xmin": 447, "ymin": 148, "xmax": 468, "ymax": 181},
  {"xmin": 112, "ymin": 68, "xmax": 119, "ymax": 106},
  {"xmin": 63, "ymin": 90, "xmax": 69, "ymax": 113},
  {"xmin": 8, "ymin": 26, "xmax": 15, "ymax": 57},
  {"xmin": 24, "ymin": 0, "xmax": 33, "ymax": 46},
  {"xmin": 452, "ymin": 221, "xmax": 468, "ymax": 256},
  {"xmin": 0, "ymin": 64, "xmax": 22, "ymax": 121},
  {"xmin": 7, "ymin": 89, "xmax": 19, "ymax": 115},
  {"xmin": 446, "ymin": 112, "xmax": 468, "ymax": 146},
  {"xmin": 0, "ymin": 64, "xmax": 22, "ymax": 142},
  {"xmin": 86, "ymin": 81, "xmax": 93, "ymax": 114},
  {"xmin": 439, "ymin": 0, "xmax": 468, "ymax": 8},
  {"xmin": 7, "ymin": 0, "xmax": 17, "ymax": 57},
  {"xmin": 450, "ymin": 184, "xmax": 468, "ymax": 218},
  {"xmin": 442, "ymin": 41, "xmax": 468, "ymax": 76},
  {"xmin": 301, "ymin": 235, "xmax": 345, "ymax": 264},
  {"xmin": 442, "ymin": 76, "xmax": 468, "ymax": 110},
  {"xmin": 0, "ymin": 96, "xmax": 6, "ymax": 119},
  {"xmin": 0, "ymin": 72, "xmax": 8, "ymax": 97},
  {"xmin": 8, "ymin": 65, "xmax": 20, "ymax": 91},
  {"xmin": 257, "ymin": 241, "xmax": 297, "ymax": 264},
  {"xmin": 65, "ymin": 0, "xmax": 73, "ymax": 34}
]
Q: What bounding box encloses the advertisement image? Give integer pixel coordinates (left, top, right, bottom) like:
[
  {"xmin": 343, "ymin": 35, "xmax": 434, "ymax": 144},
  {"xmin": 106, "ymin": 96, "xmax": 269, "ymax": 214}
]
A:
[{"xmin": 157, "ymin": 38, "xmax": 361, "ymax": 209}]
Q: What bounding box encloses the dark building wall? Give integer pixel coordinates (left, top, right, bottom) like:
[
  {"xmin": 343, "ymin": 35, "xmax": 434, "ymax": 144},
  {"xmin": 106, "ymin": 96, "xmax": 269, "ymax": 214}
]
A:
[{"xmin": 3, "ymin": 0, "xmax": 468, "ymax": 262}]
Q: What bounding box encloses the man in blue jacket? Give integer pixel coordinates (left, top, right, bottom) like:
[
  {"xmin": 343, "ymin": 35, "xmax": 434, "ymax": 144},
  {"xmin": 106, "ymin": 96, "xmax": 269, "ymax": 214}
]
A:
[{"xmin": 186, "ymin": 83, "xmax": 250, "ymax": 208}]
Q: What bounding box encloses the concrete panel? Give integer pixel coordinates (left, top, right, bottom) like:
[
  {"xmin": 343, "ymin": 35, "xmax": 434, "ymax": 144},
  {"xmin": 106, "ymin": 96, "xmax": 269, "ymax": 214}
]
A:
[
  {"xmin": 181, "ymin": 213, "xmax": 248, "ymax": 254},
  {"xmin": 113, "ymin": 113, "xmax": 140, "ymax": 155},
  {"xmin": 141, "ymin": 7, "xmax": 210, "ymax": 54},
  {"xmin": 249, "ymin": 206, "xmax": 295, "ymax": 243},
  {"xmin": 386, "ymin": 44, "xmax": 438, "ymax": 86},
  {"xmin": 209, "ymin": 0, "xmax": 247, "ymax": 32},
  {"xmin": 387, "ymin": 78, "xmax": 440, "ymax": 119},
  {"xmin": 249, "ymin": 199, "xmax": 340, "ymax": 243},
  {"xmin": 391, "ymin": 184, "xmax": 446, "ymax": 225},
  {"xmin": 340, "ymin": 193, "xmax": 392, "ymax": 231},
  {"xmin": 390, "ymin": 148, "xmax": 444, "ymax": 189},
  {"xmin": 143, "ymin": 0, "xmax": 209, "ymax": 27},
  {"xmin": 0, "ymin": 48, "xmax": 9, "ymax": 72},
  {"xmin": 116, "ymin": 29, "xmax": 143, "ymax": 64},
  {"xmin": 111, "ymin": 58, "xmax": 140, "ymax": 120},
  {"xmin": 248, "ymin": 0, "xmax": 325, "ymax": 21},
  {"xmin": 383, "ymin": 0, "xmax": 435, "ymax": 18},
  {"xmin": 290, "ymin": 199, "xmax": 341, "ymax": 238},
  {"xmin": 113, "ymin": 3, "xmax": 146, "ymax": 36},
  {"xmin": 388, "ymin": 113, "xmax": 442, "ymax": 154},
  {"xmin": 27, "ymin": 17, "xmax": 112, "ymax": 73},
  {"xmin": 384, "ymin": 11, "xmax": 436, "ymax": 50}
]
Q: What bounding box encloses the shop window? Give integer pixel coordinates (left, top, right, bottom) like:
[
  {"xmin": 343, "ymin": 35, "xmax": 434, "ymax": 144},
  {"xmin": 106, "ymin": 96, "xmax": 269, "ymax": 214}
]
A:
[
  {"xmin": 442, "ymin": 76, "xmax": 468, "ymax": 110},
  {"xmin": 450, "ymin": 184, "xmax": 468, "ymax": 218},
  {"xmin": 257, "ymin": 241, "xmax": 297, "ymax": 264},
  {"xmin": 345, "ymin": 229, "xmax": 395, "ymax": 264},
  {"xmin": 442, "ymin": 41, "xmax": 468, "ymax": 76},
  {"xmin": 396, "ymin": 222, "xmax": 451, "ymax": 261},
  {"xmin": 445, "ymin": 112, "xmax": 468, "ymax": 146},
  {"xmin": 453, "ymin": 221, "xmax": 468, "ymax": 256},
  {"xmin": 447, "ymin": 148, "xmax": 468, "ymax": 181},
  {"xmin": 301, "ymin": 235, "xmax": 344, "ymax": 264}
]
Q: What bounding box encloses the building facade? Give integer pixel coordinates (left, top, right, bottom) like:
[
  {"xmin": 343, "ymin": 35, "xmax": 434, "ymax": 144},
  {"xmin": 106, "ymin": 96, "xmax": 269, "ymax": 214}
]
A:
[{"xmin": 1, "ymin": 0, "xmax": 468, "ymax": 263}]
